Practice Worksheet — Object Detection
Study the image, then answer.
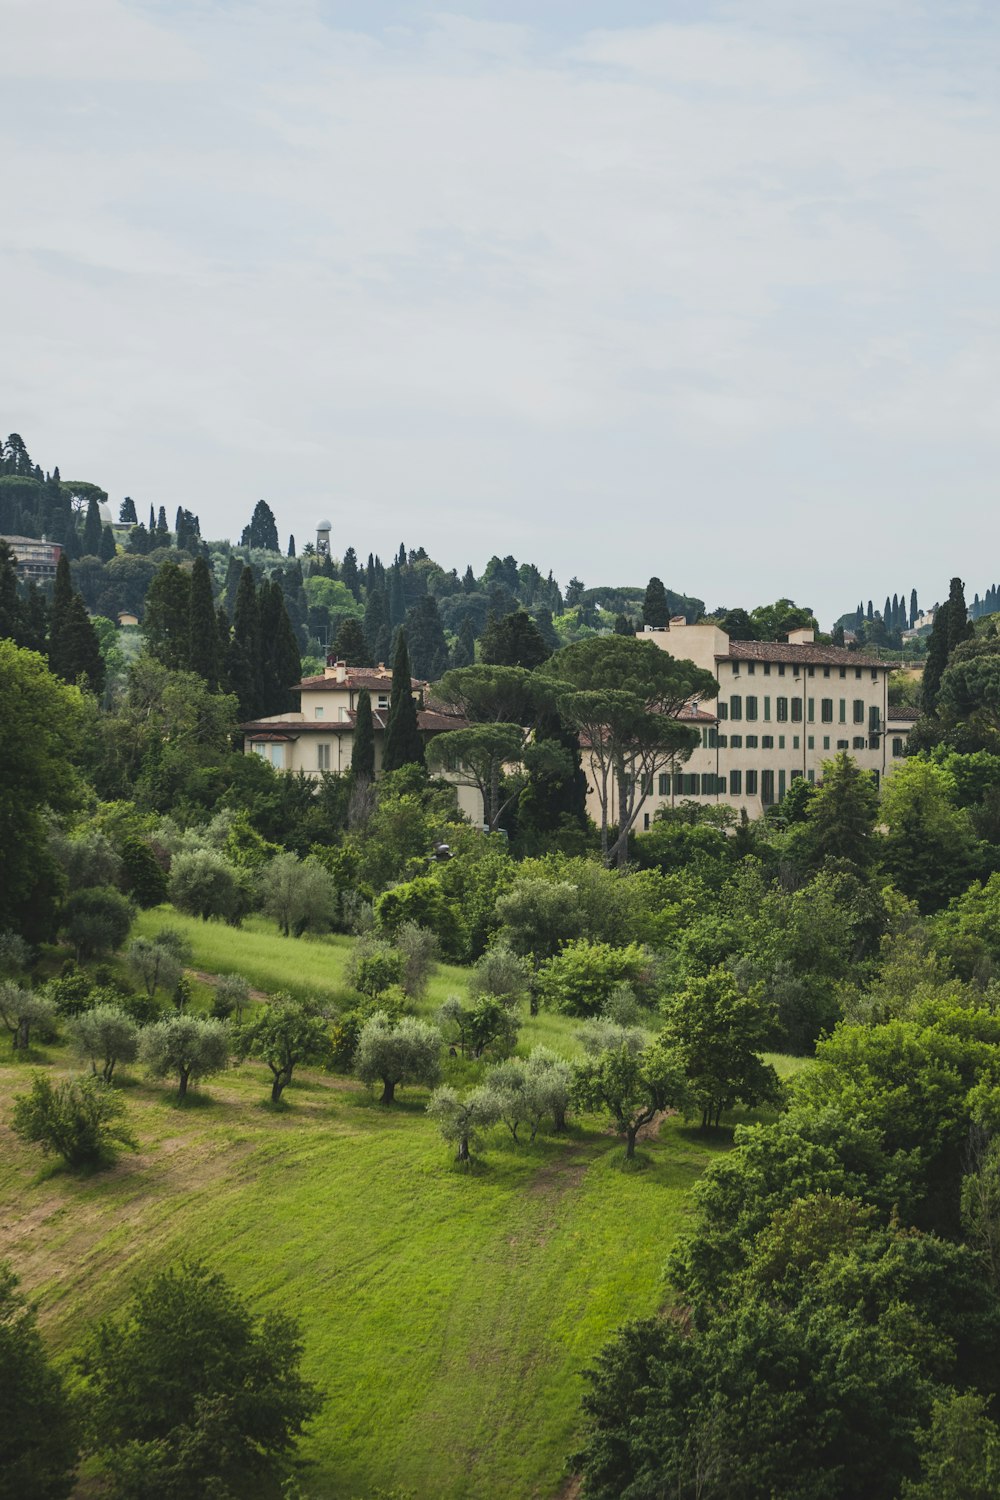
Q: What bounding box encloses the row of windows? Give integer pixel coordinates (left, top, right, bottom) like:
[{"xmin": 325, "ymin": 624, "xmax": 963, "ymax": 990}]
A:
[
  {"xmin": 644, "ymin": 764, "xmax": 885, "ymax": 812},
  {"xmin": 728, "ymin": 662, "xmax": 880, "ymax": 682},
  {"xmin": 721, "ymin": 696, "xmax": 881, "ymax": 726}
]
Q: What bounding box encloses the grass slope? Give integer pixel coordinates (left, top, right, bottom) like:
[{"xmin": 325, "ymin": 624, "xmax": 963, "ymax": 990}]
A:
[{"xmin": 0, "ymin": 913, "xmax": 761, "ymax": 1498}]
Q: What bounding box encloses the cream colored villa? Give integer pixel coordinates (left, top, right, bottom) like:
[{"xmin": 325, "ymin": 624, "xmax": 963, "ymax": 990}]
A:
[
  {"xmin": 240, "ymin": 660, "xmax": 483, "ymax": 821},
  {"xmin": 607, "ymin": 621, "xmax": 917, "ymax": 827}
]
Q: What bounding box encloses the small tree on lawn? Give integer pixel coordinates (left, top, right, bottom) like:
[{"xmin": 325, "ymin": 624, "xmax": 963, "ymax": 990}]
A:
[
  {"xmin": 485, "ymin": 1059, "xmax": 529, "ymax": 1142},
  {"xmin": 12, "ymin": 1074, "xmax": 137, "ymax": 1169},
  {"xmin": 427, "ymin": 1084, "xmax": 502, "ymax": 1165},
  {"xmin": 140, "ymin": 1015, "xmax": 229, "ymax": 1100},
  {"xmin": 573, "ymin": 1037, "xmax": 689, "ymax": 1160},
  {"xmin": 436, "ymin": 995, "xmax": 521, "ymax": 1060},
  {"xmin": 659, "ymin": 966, "xmax": 780, "ymax": 1129},
  {"xmin": 75, "ymin": 1261, "xmax": 322, "ymax": 1497},
  {"xmin": 233, "ymin": 997, "xmax": 331, "ymax": 1104},
  {"xmin": 212, "ymin": 973, "xmax": 251, "ymax": 1022},
  {"xmin": 353, "ymin": 1013, "xmax": 442, "ymax": 1104},
  {"xmin": 168, "ymin": 850, "xmax": 240, "ymax": 921},
  {"xmin": 67, "ymin": 1005, "xmax": 139, "ymax": 1084},
  {"xmin": 0, "ymin": 1260, "xmax": 79, "ymax": 1499},
  {"xmin": 126, "ymin": 938, "xmax": 181, "ymax": 999},
  {"xmin": 467, "ymin": 945, "xmax": 532, "ymax": 1008},
  {"xmin": 60, "ymin": 886, "xmax": 134, "ymax": 961},
  {"xmin": 523, "ymin": 1046, "xmax": 574, "ymax": 1136},
  {"xmin": 0, "ymin": 984, "xmax": 56, "ymax": 1051},
  {"xmin": 261, "ymin": 852, "xmax": 336, "ymax": 937}
]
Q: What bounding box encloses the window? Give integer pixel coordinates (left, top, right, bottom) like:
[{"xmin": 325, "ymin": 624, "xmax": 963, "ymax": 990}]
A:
[
  {"xmin": 776, "ymin": 696, "xmax": 788, "ymax": 721},
  {"xmin": 747, "ymin": 662, "xmax": 756, "ymax": 675},
  {"xmin": 821, "ymin": 699, "xmax": 833, "ymax": 722},
  {"xmin": 763, "ymin": 663, "xmax": 771, "ymax": 675},
  {"xmin": 853, "ymin": 699, "xmax": 865, "ymax": 723},
  {"xmin": 793, "ymin": 735, "xmax": 799, "ymax": 749},
  {"xmin": 869, "ymin": 705, "xmax": 880, "ymax": 732},
  {"xmin": 808, "ymin": 698, "xmax": 815, "ymax": 722},
  {"xmin": 658, "ymin": 772, "xmax": 670, "ymax": 796},
  {"xmin": 643, "ymin": 813, "xmax": 650, "ymax": 831},
  {"xmin": 746, "ymin": 734, "xmax": 758, "ymax": 749},
  {"xmin": 808, "ymin": 666, "xmax": 815, "ymax": 677},
  {"xmin": 270, "ymin": 744, "xmax": 285, "ymax": 769},
  {"xmin": 762, "ymin": 735, "xmax": 774, "ymax": 749},
  {"xmin": 701, "ymin": 773, "xmax": 715, "ymax": 795},
  {"xmin": 871, "ymin": 769, "xmax": 880, "ymax": 790},
  {"xmin": 745, "ymin": 695, "xmax": 758, "ymax": 721},
  {"xmin": 868, "ymin": 735, "xmax": 880, "ymax": 751},
  {"xmin": 871, "ymin": 670, "xmax": 878, "ymax": 682},
  {"xmin": 252, "ymin": 742, "xmax": 267, "ymax": 757},
  {"xmin": 823, "ymin": 736, "xmax": 830, "ymax": 750},
  {"xmin": 807, "ymin": 735, "xmax": 814, "ymax": 750},
  {"xmin": 823, "ymin": 666, "xmax": 831, "ymax": 678},
  {"xmin": 763, "ymin": 697, "xmax": 771, "ymax": 721},
  {"xmin": 717, "ymin": 734, "xmax": 728, "ymax": 748},
  {"xmin": 839, "ymin": 699, "xmax": 846, "ymax": 722},
  {"xmin": 778, "ymin": 769, "xmax": 786, "ymax": 800},
  {"xmin": 746, "ymin": 769, "xmax": 758, "ymax": 796},
  {"xmin": 761, "ymin": 769, "xmax": 775, "ymax": 804},
  {"xmin": 778, "ymin": 663, "xmax": 786, "ymax": 676},
  {"xmin": 730, "ymin": 769, "xmax": 742, "ymax": 795},
  {"xmin": 791, "ymin": 699, "xmax": 802, "ymax": 722},
  {"xmin": 778, "ymin": 735, "xmax": 786, "ymax": 749},
  {"xmin": 717, "ymin": 701, "xmax": 729, "ymax": 720},
  {"xmin": 808, "ymin": 769, "xmax": 816, "ymax": 783},
  {"xmin": 314, "ymin": 706, "xmax": 324, "ymax": 719},
  {"xmin": 836, "ymin": 739, "xmax": 848, "ymax": 749},
  {"xmin": 853, "ymin": 736, "xmax": 865, "ymax": 750},
  {"xmin": 893, "ymin": 737, "xmax": 904, "ymax": 757},
  {"xmin": 730, "ymin": 734, "xmax": 743, "ymax": 749},
  {"xmin": 377, "ymin": 694, "xmax": 389, "ymax": 710},
  {"xmin": 839, "ymin": 667, "xmax": 847, "ymax": 679},
  {"xmin": 317, "ymin": 743, "xmax": 330, "ymax": 771},
  {"xmin": 730, "ymin": 695, "xmax": 742, "ymax": 720},
  {"xmin": 855, "ymin": 667, "xmax": 862, "ymax": 680}
]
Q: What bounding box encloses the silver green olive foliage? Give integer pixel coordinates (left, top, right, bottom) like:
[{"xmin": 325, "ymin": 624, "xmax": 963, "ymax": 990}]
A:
[
  {"xmin": 467, "ymin": 944, "xmax": 532, "ymax": 1008},
  {"xmin": 126, "ymin": 938, "xmax": 182, "ymax": 999},
  {"xmin": 427, "ymin": 1083, "xmax": 503, "ymax": 1164},
  {"xmin": 67, "ymin": 1004, "xmax": 139, "ymax": 1084},
  {"xmin": 0, "ymin": 983, "xmax": 56, "ymax": 1051},
  {"xmin": 139, "ymin": 1014, "xmax": 229, "ymax": 1100},
  {"xmin": 353, "ymin": 1012, "xmax": 442, "ymax": 1105}
]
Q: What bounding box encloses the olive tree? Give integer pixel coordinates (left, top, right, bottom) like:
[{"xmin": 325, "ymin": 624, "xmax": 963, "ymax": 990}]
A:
[
  {"xmin": 427, "ymin": 1083, "xmax": 502, "ymax": 1164},
  {"xmin": 353, "ymin": 1013, "xmax": 442, "ymax": 1104},
  {"xmin": 261, "ymin": 852, "xmax": 336, "ymax": 937},
  {"xmin": 67, "ymin": 1005, "xmax": 139, "ymax": 1085},
  {"xmin": 522, "ymin": 1046, "xmax": 574, "ymax": 1137},
  {"xmin": 0, "ymin": 983, "xmax": 56, "ymax": 1051},
  {"xmin": 126, "ymin": 938, "xmax": 181, "ymax": 999},
  {"xmin": 168, "ymin": 850, "xmax": 240, "ymax": 922},
  {"xmin": 140, "ymin": 1015, "xmax": 229, "ymax": 1100},
  {"xmin": 233, "ymin": 998, "xmax": 330, "ymax": 1104},
  {"xmin": 212, "ymin": 972, "xmax": 251, "ymax": 1022},
  {"xmin": 60, "ymin": 886, "xmax": 134, "ymax": 961},
  {"xmin": 573, "ymin": 1037, "xmax": 690, "ymax": 1160},
  {"xmin": 467, "ymin": 945, "xmax": 532, "ymax": 1008}
]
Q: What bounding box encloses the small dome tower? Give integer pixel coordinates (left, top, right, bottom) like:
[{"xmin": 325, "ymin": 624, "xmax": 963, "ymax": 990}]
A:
[{"xmin": 316, "ymin": 519, "xmax": 331, "ymax": 558}]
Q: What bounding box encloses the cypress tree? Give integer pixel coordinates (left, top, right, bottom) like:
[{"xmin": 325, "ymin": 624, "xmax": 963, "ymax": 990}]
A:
[
  {"xmin": 946, "ymin": 576, "xmax": 973, "ymax": 656},
  {"xmin": 883, "ymin": 595, "xmax": 891, "ymax": 627},
  {"xmin": 82, "ymin": 496, "xmax": 102, "ymax": 555},
  {"xmin": 0, "ymin": 540, "xmax": 20, "ymax": 639},
  {"xmin": 332, "ymin": 616, "xmax": 372, "ymax": 666},
  {"xmin": 352, "ymin": 687, "xmax": 376, "ymax": 778},
  {"xmin": 98, "ymin": 524, "xmax": 116, "ymax": 562},
  {"xmin": 187, "ymin": 556, "xmax": 219, "ymax": 688},
  {"xmin": 287, "ymin": 535, "xmax": 296, "ymax": 558},
  {"xmin": 216, "ymin": 605, "xmax": 231, "ymax": 666},
  {"xmin": 143, "ymin": 559, "xmax": 192, "ymax": 670},
  {"xmin": 119, "ymin": 496, "xmax": 138, "ymax": 524},
  {"xmin": 382, "ymin": 631, "xmax": 424, "ymax": 771},
  {"xmin": 148, "ymin": 504, "xmax": 155, "ymax": 533},
  {"xmin": 866, "ymin": 600, "xmax": 874, "ymax": 622},
  {"xmin": 257, "ymin": 579, "xmax": 301, "ymax": 715},
  {"xmin": 614, "ymin": 613, "xmax": 633, "ymax": 636},
  {"xmin": 230, "ymin": 565, "xmax": 261, "ymax": 712},
  {"xmin": 404, "ymin": 594, "xmax": 449, "ymax": 679},
  {"xmin": 910, "ymin": 588, "xmax": 919, "ymax": 628},
  {"xmin": 642, "ymin": 576, "xmax": 669, "ymax": 628},
  {"xmin": 48, "ymin": 553, "xmax": 104, "ymax": 691},
  {"xmin": 341, "ymin": 547, "xmax": 360, "ymax": 600},
  {"xmin": 363, "ymin": 587, "xmax": 389, "ymax": 656},
  {"xmin": 388, "ymin": 565, "xmax": 406, "ymax": 628},
  {"xmin": 922, "ymin": 601, "xmax": 951, "ymax": 714}
]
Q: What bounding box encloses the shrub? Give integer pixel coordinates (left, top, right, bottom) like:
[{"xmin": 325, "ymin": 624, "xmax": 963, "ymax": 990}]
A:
[
  {"xmin": 43, "ymin": 970, "xmax": 93, "ymax": 1018},
  {"xmin": 211, "ymin": 973, "xmax": 251, "ymax": 1022},
  {"xmin": 374, "ymin": 876, "xmax": 463, "ymax": 958},
  {"xmin": 168, "ymin": 850, "xmax": 241, "ymax": 922},
  {"xmin": 348, "ymin": 938, "xmax": 404, "ymax": 999},
  {"xmin": 467, "ymin": 944, "xmax": 532, "ymax": 1008},
  {"xmin": 120, "ymin": 836, "xmax": 168, "ymax": 907},
  {"xmin": 12, "ymin": 1073, "xmax": 137, "ymax": 1168},
  {"xmin": 395, "ymin": 922, "xmax": 438, "ymax": 998},
  {"xmin": 60, "ymin": 886, "xmax": 134, "ymax": 961},
  {"xmin": 536, "ymin": 940, "xmax": 655, "ymax": 1017}
]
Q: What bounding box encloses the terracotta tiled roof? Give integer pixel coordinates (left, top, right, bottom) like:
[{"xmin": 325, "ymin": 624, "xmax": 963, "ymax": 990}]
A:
[
  {"xmin": 677, "ymin": 705, "xmax": 719, "ymax": 722},
  {"xmin": 724, "ymin": 641, "xmax": 886, "ymax": 668},
  {"xmin": 293, "ymin": 668, "xmax": 423, "ymax": 692},
  {"xmin": 886, "ymin": 706, "xmax": 921, "ymax": 722},
  {"xmin": 240, "ymin": 707, "xmax": 469, "ymax": 737}
]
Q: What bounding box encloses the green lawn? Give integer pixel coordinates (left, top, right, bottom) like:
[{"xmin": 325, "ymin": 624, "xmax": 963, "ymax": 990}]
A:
[{"xmin": 0, "ymin": 913, "xmax": 767, "ymax": 1498}]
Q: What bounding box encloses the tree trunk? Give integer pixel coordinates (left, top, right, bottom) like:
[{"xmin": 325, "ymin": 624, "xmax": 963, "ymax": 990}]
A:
[
  {"xmin": 271, "ymin": 1075, "xmax": 286, "ymax": 1104},
  {"xmin": 457, "ymin": 1133, "xmax": 470, "ymax": 1163},
  {"xmin": 178, "ymin": 1069, "xmax": 189, "ymax": 1100},
  {"xmin": 553, "ymin": 1103, "xmax": 567, "ymax": 1133},
  {"xmin": 380, "ymin": 1078, "xmax": 396, "ymax": 1105},
  {"xmin": 625, "ymin": 1124, "xmax": 638, "ymax": 1159}
]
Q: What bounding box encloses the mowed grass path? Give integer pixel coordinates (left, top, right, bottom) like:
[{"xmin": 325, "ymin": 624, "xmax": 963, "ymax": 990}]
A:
[{"xmin": 0, "ymin": 913, "xmax": 738, "ymax": 1498}]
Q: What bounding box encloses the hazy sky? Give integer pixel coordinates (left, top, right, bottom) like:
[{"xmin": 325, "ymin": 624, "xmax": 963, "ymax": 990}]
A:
[{"xmin": 4, "ymin": 0, "xmax": 1000, "ymax": 624}]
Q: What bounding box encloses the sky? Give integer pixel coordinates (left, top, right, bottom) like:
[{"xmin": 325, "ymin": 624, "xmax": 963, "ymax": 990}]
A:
[{"xmin": 3, "ymin": 1, "xmax": 1000, "ymax": 625}]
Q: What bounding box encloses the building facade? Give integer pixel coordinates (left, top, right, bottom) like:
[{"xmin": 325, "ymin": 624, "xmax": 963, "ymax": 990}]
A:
[
  {"xmin": 240, "ymin": 660, "xmax": 483, "ymax": 821},
  {"xmin": 593, "ymin": 621, "xmax": 916, "ymax": 828},
  {"xmin": 1, "ymin": 534, "xmax": 62, "ymax": 582}
]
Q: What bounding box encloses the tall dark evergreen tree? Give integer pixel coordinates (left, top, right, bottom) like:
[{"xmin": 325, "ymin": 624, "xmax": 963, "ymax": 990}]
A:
[
  {"xmin": 613, "ymin": 613, "xmax": 633, "ymax": 636},
  {"xmin": 866, "ymin": 600, "xmax": 874, "ymax": 621},
  {"xmin": 404, "ymin": 594, "xmax": 449, "ymax": 680},
  {"xmin": 48, "ymin": 553, "xmax": 104, "ymax": 692},
  {"xmin": 480, "ymin": 609, "xmax": 551, "ymax": 669},
  {"xmin": 341, "ymin": 547, "xmax": 360, "ymax": 600},
  {"xmin": 98, "ymin": 525, "xmax": 116, "ymax": 562},
  {"xmin": 382, "ymin": 631, "xmax": 424, "ymax": 771},
  {"xmin": 946, "ymin": 576, "xmax": 973, "ymax": 655},
  {"xmin": 910, "ymin": 588, "xmax": 919, "ymax": 628},
  {"xmin": 82, "ymin": 496, "xmax": 102, "ymax": 555},
  {"xmin": 462, "ymin": 564, "xmax": 476, "ymax": 595},
  {"xmin": 243, "ymin": 499, "xmax": 280, "ymax": 552},
  {"xmin": 258, "ymin": 579, "xmax": 301, "ymax": 715},
  {"xmin": 332, "ymin": 616, "xmax": 372, "ymax": 666},
  {"xmin": 119, "ymin": 496, "xmax": 138, "ymax": 524},
  {"xmin": 451, "ymin": 615, "xmax": 476, "ymax": 669},
  {"xmin": 187, "ymin": 556, "xmax": 219, "ymax": 688},
  {"xmin": 143, "ymin": 560, "xmax": 192, "ymax": 671},
  {"xmin": 388, "ymin": 566, "xmax": 406, "ymax": 629},
  {"xmin": 0, "ymin": 540, "xmax": 21, "ymax": 640},
  {"xmin": 148, "ymin": 504, "xmax": 156, "ymax": 533},
  {"xmin": 226, "ymin": 564, "xmax": 261, "ymax": 717},
  {"xmin": 352, "ymin": 688, "xmax": 375, "ymax": 778},
  {"xmin": 642, "ymin": 576, "xmax": 669, "ymax": 628},
  {"xmin": 287, "ymin": 535, "xmax": 296, "ymax": 558},
  {"xmin": 363, "ymin": 587, "xmax": 389, "ymax": 656}
]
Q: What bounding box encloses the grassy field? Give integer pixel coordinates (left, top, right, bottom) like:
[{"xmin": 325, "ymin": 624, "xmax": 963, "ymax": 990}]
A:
[{"xmin": 0, "ymin": 912, "xmax": 778, "ymax": 1499}]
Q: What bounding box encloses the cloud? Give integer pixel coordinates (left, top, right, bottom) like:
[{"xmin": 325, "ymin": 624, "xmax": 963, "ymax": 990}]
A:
[{"xmin": 1, "ymin": 2, "xmax": 999, "ymax": 618}]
